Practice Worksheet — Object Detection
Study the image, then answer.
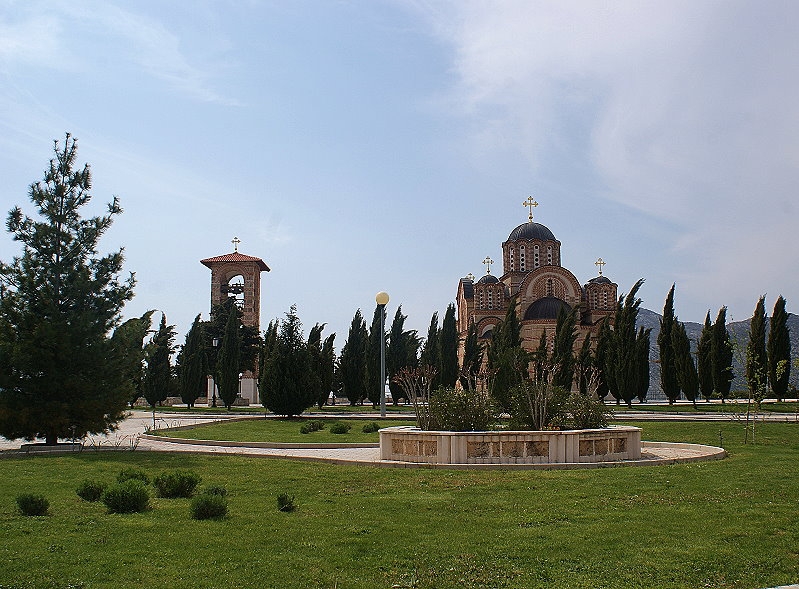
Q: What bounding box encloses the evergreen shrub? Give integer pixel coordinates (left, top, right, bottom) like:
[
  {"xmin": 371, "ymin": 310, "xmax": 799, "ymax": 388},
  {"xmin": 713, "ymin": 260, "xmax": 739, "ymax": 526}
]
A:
[
  {"xmin": 117, "ymin": 468, "xmax": 150, "ymax": 485},
  {"xmin": 428, "ymin": 387, "xmax": 495, "ymax": 431},
  {"xmin": 299, "ymin": 420, "xmax": 325, "ymax": 434},
  {"xmin": 153, "ymin": 470, "xmax": 201, "ymax": 498},
  {"xmin": 329, "ymin": 421, "xmax": 351, "ymax": 434},
  {"xmin": 190, "ymin": 493, "xmax": 227, "ymax": 520},
  {"xmin": 76, "ymin": 480, "xmax": 107, "ymax": 502},
  {"xmin": 203, "ymin": 485, "xmax": 227, "ymax": 497},
  {"xmin": 102, "ymin": 480, "xmax": 150, "ymax": 514},
  {"xmin": 361, "ymin": 421, "xmax": 380, "ymax": 433},
  {"xmin": 277, "ymin": 493, "xmax": 296, "ymax": 512},
  {"xmin": 16, "ymin": 493, "xmax": 49, "ymax": 516}
]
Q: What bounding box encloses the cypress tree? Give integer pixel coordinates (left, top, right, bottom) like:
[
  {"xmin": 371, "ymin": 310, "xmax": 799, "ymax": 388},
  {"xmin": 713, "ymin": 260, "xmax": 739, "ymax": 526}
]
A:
[
  {"xmin": 143, "ymin": 313, "xmax": 176, "ymax": 407},
  {"xmin": 459, "ymin": 321, "xmax": 482, "ymax": 390},
  {"xmin": 697, "ymin": 312, "xmax": 714, "ymax": 402},
  {"xmin": 216, "ymin": 308, "xmax": 241, "ymax": 409},
  {"xmin": 488, "ymin": 303, "xmax": 528, "ymax": 411},
  {"xmin": 260, "ymin": 305, "xmax": 313, "ymax": 416},
  {"xmin": 576, "ymin": 333, "xmax": 593, "ymax": 396},
  {"xmin": 636, "ymin": 326, "xmax": 652, "ymax": 403},
  {"xmin": 0, "ymin": 134, "xmax": 135, "ymax": 445},
  {"xmin": 307, "ymin": 323, "xmax": 327, "ymax": 409},
  {"xmin": 552, "ymin": 306, "xmax": 578, "ymax": 390},
  {"xmin": 419, "ymin": 312, "xmax": 441, "ymax": 389},
  {"xmin": 767, "ymin": 295, "xmax": 790, "ymax": 402},
  {"xmin": 612, "ymin": 279, "xmax": 646, "ymax": 408},
  {"xmin": 178, "ymin": 314, "xmax": 206, "ymax": 407},
  {"xmin": 339, "ymin": 309, "xmax": 369, "ymax": 405},
  {"xmin": 532, "ymin": 329, "xmax": 549, "ymax": 384},
  {"xmin": 439, "ymin": 303, "xmax": 459, "ymax": 388},
  {"xmin": 711, "ymin": 306, "xmax": 734, "ymax": 403},
  {"xmin": 595, "ymin": 318, "xmax": 612, "ymax": 402},
  {"xmin": 319, "ymin": 333, "xmax": 336, "ymax": 408},
  {"xmin": 386, "ymin": 306, "xmax": 420, "ymax": 404},
  {"xmin": 672, "ymin": 320, "xmax": 699, "ymax": 407},
  {"xmin": 746, "ymin": 296, "xmax": 768, "ymax": 407},
  {"xmin": 367, "ymin": 306, "xmax": 385, "ymax": 408},
  {"xmin": 658, "ymin": 284, "xmax": 680, "ymax": 404},
  {"xmin": 113, "ymin": 311, "xmax": 155, "ymax": 407}
]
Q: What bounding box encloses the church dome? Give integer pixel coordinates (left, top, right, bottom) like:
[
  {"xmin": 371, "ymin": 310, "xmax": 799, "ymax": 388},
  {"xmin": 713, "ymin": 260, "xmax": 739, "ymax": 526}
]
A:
[
  {"xmin": 477, "ymin": 274, "xmax": 499, "ymax": 284},
  {"xmin": 588, "ymin": 276, "xmax": 612, "ymax": 284},
  {"xmin": 523, "ymin": 296, "xmax": 571, "ymax": 321},
  {"xmin": 507, "ymin": 222, "xmax": 556, "ymax": 242}
]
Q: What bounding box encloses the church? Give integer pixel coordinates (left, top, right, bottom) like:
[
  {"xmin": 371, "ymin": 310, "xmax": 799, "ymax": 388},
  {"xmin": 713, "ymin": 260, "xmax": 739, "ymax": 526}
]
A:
[{"xmin": 456, "ymin": 197, "xmax": 618, "ymax": 361}]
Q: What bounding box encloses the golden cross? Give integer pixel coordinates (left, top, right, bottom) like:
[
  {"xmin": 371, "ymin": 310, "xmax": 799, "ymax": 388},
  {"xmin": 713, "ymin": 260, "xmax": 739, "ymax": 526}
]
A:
[
  {"xmin": 595, "ymin": 257, "xmax": 606, "ymax": 276},
  {"xmin": 482, "ymin": 256, "xmax": 494, "ymax": 275},
  {"xmin": 232, "ymin": 236, "xmax": 241, "ymax": 252},
  {"xmin": 523, "ymin": 196, "xmax": 539, "ymax": 222}
]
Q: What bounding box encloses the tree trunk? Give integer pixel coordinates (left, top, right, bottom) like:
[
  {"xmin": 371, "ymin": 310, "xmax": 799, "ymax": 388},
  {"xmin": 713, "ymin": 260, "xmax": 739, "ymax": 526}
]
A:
[{"xmin": 45, "ymin": 432, "xmax": 58, "ymax": 445}]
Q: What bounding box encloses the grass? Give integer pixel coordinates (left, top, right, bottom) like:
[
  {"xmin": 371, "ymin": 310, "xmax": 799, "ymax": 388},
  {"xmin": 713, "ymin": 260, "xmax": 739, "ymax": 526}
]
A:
[
  {"xmin": 0, "ymin": 421, "xmax": 797, "ymax": 588},
  {"xmin": 157, "ymin": 417, "xmax": 417, "ymax": 444}
]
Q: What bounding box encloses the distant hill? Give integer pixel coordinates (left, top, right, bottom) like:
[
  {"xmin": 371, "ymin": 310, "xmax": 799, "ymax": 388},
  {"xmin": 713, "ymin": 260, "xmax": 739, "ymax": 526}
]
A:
[{"xmin": 636, "ymin": 309, "xmax": 798, "ymax": 401}]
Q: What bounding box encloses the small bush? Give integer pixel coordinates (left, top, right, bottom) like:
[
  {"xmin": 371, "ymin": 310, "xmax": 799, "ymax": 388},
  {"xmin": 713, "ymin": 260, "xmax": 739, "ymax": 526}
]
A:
[
  {"xmin": 117, "ymin": 467, "xmax": 150, "ymax": 485},
  {"xmin": 76, "ymin": 480, "xmax": 107, "ymax": 502},
  {"xmin": 16, "ymin": 493, "xmax": 49, "ymax": 516},
  {"xmin": 428, "ymin": 387, "xmax": 495, "ymax": 431},
  {"xmin": 203, "ymin": 485, "xmax": 227, "ymax": 497},
  {"xmin": 362, "ymin": 421, "xmax": 380, "ymax": 433},
  {"xmin": 102, "ymin": 480, "xmax": 150, "ymax": 514},
  {"xmin": 190, "ymin": 493, "xmax": 228, "ymax": 520},
  {"xmin": 299, "ymin": 419, "xmax": 326, "ymax": 434},
  {"xmin": 329, "ymin": 421, "xmax": 351, "ymax": 434},
  {"xmin": 277, "ymin": 493, "xmax": 296, "ymax": 512},
  {"xmin": 153, "ymin": 470, "xmax": 201, "ymax": 498}
]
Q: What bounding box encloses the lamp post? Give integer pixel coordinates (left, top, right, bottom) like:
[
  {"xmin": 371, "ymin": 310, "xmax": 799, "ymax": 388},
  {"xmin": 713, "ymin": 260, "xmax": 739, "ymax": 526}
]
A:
[
  {"xmin": 211, "ymin": 337, "xmax": 219, "ymax": 408},
  {"xmin": 375, "ymin": 291, "xmax": 390, "ymax": 418}
]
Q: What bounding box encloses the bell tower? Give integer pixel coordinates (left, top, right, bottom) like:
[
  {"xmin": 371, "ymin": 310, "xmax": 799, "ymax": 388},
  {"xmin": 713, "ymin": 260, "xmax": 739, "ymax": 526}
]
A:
[{"xmin": 200, "ymin": 238, "xmax": 270, "ymax": 405}]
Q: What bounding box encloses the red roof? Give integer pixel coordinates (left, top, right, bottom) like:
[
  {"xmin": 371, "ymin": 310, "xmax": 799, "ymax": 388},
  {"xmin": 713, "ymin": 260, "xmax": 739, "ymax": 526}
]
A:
[{"xmin": 200, "ymin": 252, "xmax": 270, "ymax": 272}]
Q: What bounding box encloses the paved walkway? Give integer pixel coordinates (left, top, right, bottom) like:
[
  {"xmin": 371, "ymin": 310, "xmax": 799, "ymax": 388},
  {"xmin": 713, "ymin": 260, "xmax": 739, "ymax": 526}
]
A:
[{"xmin": 0, "ymin": 411, "xmax": 730, "ymax": 469}]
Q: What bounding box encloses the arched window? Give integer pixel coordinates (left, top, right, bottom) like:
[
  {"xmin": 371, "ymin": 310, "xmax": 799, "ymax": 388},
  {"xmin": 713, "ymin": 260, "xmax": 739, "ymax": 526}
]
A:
[
  {"xmin": 534, "ymin": 244, "xmax": 540, "ymax": 269},
  {"xmin": 488, "ymin": 289, "xmax": 494, "ymax": 309},
  {"xmin": 546, "ymin": 278, "xmax": 553, "ymax": 297},
  {"xmin": 509, "ymin": 248, "xmax": 515, "ymax": 271},
  {"xmin": 226, "ymin": 275, "xmax": 245, "ymax": 309},
  {"xmin": 520, "ymin": 245, "xmax": 526, "ymax": 272},
  {"xmin": 547, "ymin": 245, "xmax": 553, "ymax": 265},
  {"xmin": 478, "ymin": 290, "xmax": 484, "ymax": 310}
]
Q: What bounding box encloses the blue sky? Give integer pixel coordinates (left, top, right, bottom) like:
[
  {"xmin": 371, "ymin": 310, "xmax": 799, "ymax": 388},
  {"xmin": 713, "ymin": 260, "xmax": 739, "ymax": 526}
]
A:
[{"xmin": 1, "ymin": 0, "xmax": 797, "ymax": 345}]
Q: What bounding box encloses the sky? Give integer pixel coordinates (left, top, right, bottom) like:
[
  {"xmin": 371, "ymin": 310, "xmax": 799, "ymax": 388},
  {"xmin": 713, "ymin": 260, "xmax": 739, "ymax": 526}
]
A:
[{"xmin": 1, "ymin": 0, "xmax": 797, "ymax": 347}]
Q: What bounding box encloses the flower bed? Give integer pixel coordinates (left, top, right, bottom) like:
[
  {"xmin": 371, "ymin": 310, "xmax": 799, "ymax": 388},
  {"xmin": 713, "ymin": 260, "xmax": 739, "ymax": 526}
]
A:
[{"xmin": 379, "ymin": 425, "xmax": 641, "ymax": 465}]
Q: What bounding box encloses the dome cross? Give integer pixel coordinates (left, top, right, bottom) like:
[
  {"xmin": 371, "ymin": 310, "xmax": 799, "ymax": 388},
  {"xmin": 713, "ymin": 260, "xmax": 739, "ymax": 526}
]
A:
[
  {"xmin": 595, "ymin": 257, "xmax": 606, "ymax": 276},
  {"xmin": 523, "ymin": 196, "xmax": 539, "ymax": 222},
  {"xmin": 232, "ymin": 236, "xmax": 241, "ymax": 252},
  {"xmin": 482, "ymin": 256, "xmax": 494, "ymax": 275}
]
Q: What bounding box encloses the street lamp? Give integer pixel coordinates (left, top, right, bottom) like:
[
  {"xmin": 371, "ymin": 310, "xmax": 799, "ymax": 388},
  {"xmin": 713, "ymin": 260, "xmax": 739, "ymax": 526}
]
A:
[
  {"xmin": 375, "ymin": 291, "xmax": 389, "ymax": 418},
  {"xmin": 211, "ymin": 337, "xmax": 220, "ymax": 408}
]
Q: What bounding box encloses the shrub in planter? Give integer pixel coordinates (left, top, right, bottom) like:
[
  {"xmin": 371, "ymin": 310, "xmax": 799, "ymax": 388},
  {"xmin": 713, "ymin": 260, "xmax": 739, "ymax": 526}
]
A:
[
  {"xmin": 16, "ymin": 493, "xmax": 49, "ymax": 516},
  {"xmin": 117, "ymin": 467, "xmax": 150, "ymax": 485},
  {"xmin": 153, "ymin": 470, "xmax": 201, "ymax": 498},
  {"xmin": 190, "ymin": 493, "xmax": 227, "ymax": 520},
  {"xmin": 329, "ymin": 421, "xmax": 351, "ymax": 434},
  {"xmin": 428, "ymin": 387, "xmax": 495, "ymax": 431},
  {"xmin": 76, "ymin": 480, "xmax": 107, "ymax": 502},
  {"xmin": 102, "ymin": 480, "xmax": 150, "ymax": 514}
]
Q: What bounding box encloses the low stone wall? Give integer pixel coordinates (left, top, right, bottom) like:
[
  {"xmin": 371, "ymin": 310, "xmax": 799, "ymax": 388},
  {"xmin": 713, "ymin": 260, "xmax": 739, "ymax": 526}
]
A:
[{"xmin": 379, "ymin": 425, "xmax": 642, "ymax": 465}]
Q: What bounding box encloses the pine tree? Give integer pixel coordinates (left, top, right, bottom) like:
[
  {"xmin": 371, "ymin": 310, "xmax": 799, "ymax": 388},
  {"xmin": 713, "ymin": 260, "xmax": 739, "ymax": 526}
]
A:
[
  {"xmin": 216, "ymin": 308, "xmax": 241, "ymax": 409},
  {"xmin": 259, "ymin": 305, "xmax": 313, "ymax": 416},
  {"xmin": 711, "ymin": 306, "xmax": 734, "ymax": 403},
  {"xmin": 767, "ymin": 295, "xmax": 790, "ymax": 402},
  {"xmin": 696, "ymin": 312, "xmax": 714, "ymax": 402},
  {"xmin": 439, "ymin": 303, "xmax": 459, "ymax": 388},
  {"xmin": 0, "ymin": 134, "xmax": 135, "ymax": 445},
  {"xmin": 552, "ymin": 306, "xmax": 578, "ymax": 390},
  {"xmin": 746, "ymin": 296, "xmax": 768, "ymax": 407},
  {"xmin": 339, "ymin": 309, "xmax": 369, "ymax": 405},
  {"xmin": 177, "ymin": 315, "xmax": 206, "ymax": 407},
  {"xmin": 142, "ymin": 313, "xmax": 176, "ymax": 407},
  {"xmin": 672, "ymin": 320, "xmax": 699, "ymax": 407},
  {"xmin": 658, "ymin": 284, "xmax": 680, "ymax": 404}
]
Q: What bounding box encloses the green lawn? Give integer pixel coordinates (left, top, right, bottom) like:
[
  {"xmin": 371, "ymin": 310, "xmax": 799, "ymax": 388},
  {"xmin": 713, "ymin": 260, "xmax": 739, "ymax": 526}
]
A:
[
  {"xmin": 1, "ymin": 421, "xmax": 797, "ymax": 589},
  {"xmin": 158, "ymin": 417, "xmax": 417, "ymax": 444}
]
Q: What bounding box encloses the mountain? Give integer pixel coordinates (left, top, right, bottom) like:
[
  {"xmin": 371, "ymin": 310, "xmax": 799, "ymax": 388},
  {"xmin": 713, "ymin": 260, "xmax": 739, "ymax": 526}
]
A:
[{"xmin": 635, "ymin": 309, "xmax": 798, "ymax": 401}]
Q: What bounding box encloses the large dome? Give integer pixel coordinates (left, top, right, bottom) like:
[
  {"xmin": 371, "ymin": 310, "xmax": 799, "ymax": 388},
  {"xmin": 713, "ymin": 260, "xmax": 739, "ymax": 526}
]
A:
[
  {"xmin": 507, "ymin": 221, "xmax": 556, "ymax": 242},
  {"xmin": 477, "ymin": 274, "xmax": 499, "ymax": 284},
  {"xmin": 523, "ymin": 296, "xmax": 571, "ymax": 321}
]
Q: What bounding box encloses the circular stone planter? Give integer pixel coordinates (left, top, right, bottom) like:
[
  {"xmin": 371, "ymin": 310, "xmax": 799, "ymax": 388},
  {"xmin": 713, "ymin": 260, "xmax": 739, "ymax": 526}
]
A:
[{"xmin": 380, "ymin": 425, "xmax": 642, "ymax": 465}]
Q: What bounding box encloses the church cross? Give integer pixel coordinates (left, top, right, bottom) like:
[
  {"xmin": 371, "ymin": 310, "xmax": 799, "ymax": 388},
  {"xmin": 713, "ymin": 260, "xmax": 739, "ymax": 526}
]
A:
[
  {"xmin": 595, "ymin": 257, "xmax": 606, "ymax": 276},
  {"xmin": 523, "ymin": 196, "xmax": 539, "ymax": 222},
  {"xmin": 483, "ymin": 256, "xmax": 494, "ymax": 275},
  {"xmin": 466, "ymin": 272, "xmax": 475, "ymax": 282},
  {"xmin": 232, "ymin": 236, "xmax": 241, "ymax": 253}
]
